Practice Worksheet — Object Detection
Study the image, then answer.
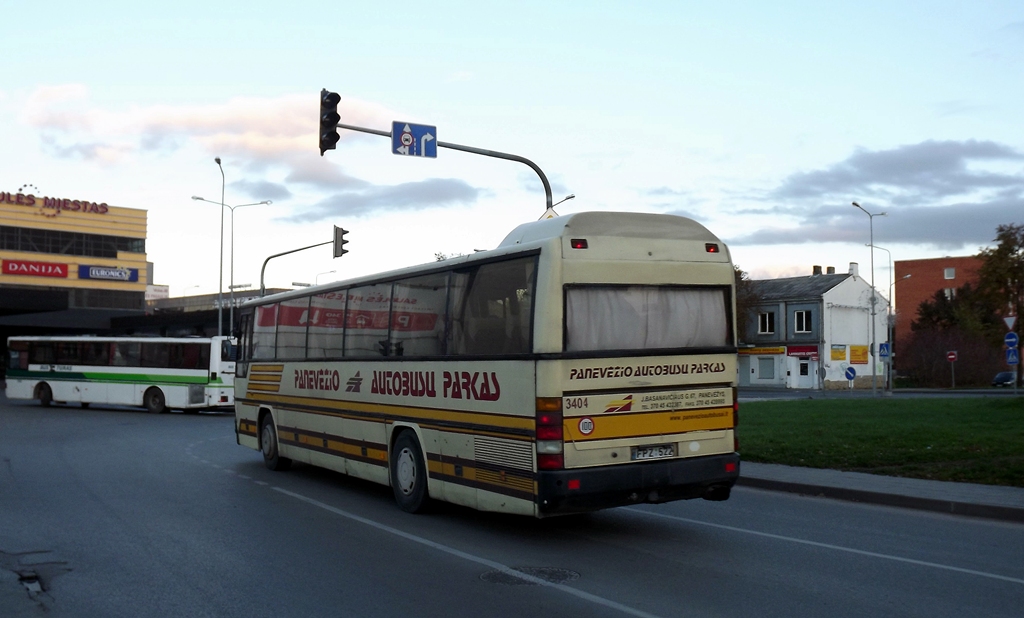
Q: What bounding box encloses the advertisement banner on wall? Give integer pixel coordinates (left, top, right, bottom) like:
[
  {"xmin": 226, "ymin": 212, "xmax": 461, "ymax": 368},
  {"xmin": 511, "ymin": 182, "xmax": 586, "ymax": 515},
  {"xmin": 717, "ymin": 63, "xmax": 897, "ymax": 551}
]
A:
[
  {"xmin": 2, "ymin": 259, "xmax": 69, "ymax": 278},
  {"xmin": 831, "ymin": 344, "xmax": 847, "ymax": 361},
  {"xmin": 850, "ymin": 345, "xmax": 869, "ymax": 364},
  {"xmin": 78, "ymin": 265, "xmax": 139, "ymax": 282},
  {"xmin": 787, "ymin": 345, "xmax": 819, "ymax": 360}
]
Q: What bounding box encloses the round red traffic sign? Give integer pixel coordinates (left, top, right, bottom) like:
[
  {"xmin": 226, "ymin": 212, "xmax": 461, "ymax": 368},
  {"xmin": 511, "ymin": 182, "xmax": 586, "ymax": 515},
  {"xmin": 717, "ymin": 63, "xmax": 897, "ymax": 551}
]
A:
[{"xmin": 946, "ymin": 351, "xmax": 958, "ymax": 362}]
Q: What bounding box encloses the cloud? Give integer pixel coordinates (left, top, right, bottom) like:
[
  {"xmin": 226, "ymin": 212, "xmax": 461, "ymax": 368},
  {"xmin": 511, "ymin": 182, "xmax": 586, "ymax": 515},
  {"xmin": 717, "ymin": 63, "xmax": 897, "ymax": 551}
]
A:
[
  {"xmin": 20, "ymin": 84, "xmax": 487, "ymax": 217},
  {"xmin": 282, "ymin": 178, "xmax": 482, "ymax": 222},
  {"xmin": 726, "ymin": 140, "xmax": 1024, "ymax": 251},
  {"xmin": 770, "ymin": 140, "xmax": 1024, "ymax": 203},
  {"xmin": 21, "ymin": 85, "xmax": 396, "ymax": 163},
  {"xmin": 1001, "ymin": 21, "xmax": 1024, "ymax": 37},
  {"xmin": 231, "ymin": 179, "xmax": 292, "ymax": 201}
]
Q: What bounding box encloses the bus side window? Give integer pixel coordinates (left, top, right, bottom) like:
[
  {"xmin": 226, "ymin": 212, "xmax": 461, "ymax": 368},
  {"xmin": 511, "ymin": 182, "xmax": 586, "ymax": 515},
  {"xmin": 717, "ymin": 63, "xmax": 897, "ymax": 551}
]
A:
[
  {"xmin": 83, "ymin": 342, "xmax": 109, "ymax": 366},
  {"xmin": 111, "ymin": 342, "xmax": 141, "ymax": 366},
  {"xmin": 30, "ymin": 343, "xmax": 55, "ymax": 364},
  {"xmin": 252, "ymin": 304, "xmax": 279, "ymax": 360},
  {"xmin": 449, "ymin": 257, "xmax": 536, "ymax": 355},
  {"xmin": 238, "ymin": 313, "xmax": 252, "ymax": 361}
]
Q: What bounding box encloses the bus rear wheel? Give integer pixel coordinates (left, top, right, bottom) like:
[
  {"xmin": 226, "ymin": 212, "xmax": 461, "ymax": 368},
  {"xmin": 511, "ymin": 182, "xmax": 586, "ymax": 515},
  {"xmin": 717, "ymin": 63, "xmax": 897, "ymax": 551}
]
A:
[
  {"xmin": 37, "ymin": 383, "xmax": 52, "ymax": 407},
  {"xmin": 260, "ymin": 415, "xmax": 291, "ymax": 471},
  {"xmin": 390, "ymin": 431, "xmax": 429, "ymax": 513},
  {"xmin": 144, "ymin": 388, "xmax": 166, "ymax": 414}
]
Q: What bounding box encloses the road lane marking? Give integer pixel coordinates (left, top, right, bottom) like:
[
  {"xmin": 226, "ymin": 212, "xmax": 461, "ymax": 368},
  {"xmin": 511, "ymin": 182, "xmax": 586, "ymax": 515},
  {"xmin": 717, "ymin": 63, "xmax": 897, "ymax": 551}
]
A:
[
  {"xmin": 273, "ymin": 487, "xmax": 666, "ymax": 618},
  {"xmin": 630, "ymin": 508, "xmax": 1024, "ymax": 586}
]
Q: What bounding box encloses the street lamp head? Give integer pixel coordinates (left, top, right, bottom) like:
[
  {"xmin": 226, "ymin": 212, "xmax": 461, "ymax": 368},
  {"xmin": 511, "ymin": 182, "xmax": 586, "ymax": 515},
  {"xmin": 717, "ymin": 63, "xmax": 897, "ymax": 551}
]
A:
[
  {"xmin": 261, "ymin": 200, "xmax": 273, "ymax": 205},
  {"xmin": 191, "ymin": 196, "xmax": 203, "ymax": 201},
  {"xmin": 852, "ymin": 201, "xmax": 860, "ymax": 208},
  {"xmin": 215, "ymin": 157, "xmax": 222, "ymax": 165}
]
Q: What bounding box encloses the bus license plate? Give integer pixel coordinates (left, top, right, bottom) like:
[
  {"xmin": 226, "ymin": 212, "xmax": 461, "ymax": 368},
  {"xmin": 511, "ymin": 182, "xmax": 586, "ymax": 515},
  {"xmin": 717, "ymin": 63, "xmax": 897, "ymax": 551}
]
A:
[{"xmin": 631, "ymin": 444, "xmax": 676, "ymax": 461}]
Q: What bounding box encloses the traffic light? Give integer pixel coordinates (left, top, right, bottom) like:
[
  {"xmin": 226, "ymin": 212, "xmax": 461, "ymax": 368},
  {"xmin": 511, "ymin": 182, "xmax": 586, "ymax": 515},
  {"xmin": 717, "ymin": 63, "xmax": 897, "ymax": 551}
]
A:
[
  {"xmin": 319, "ymin": 89, "xmax": 341, "ymax": 156},
  {"xmin": 333, "ymin": 225, "xmax": 349, "ymax": 258}
]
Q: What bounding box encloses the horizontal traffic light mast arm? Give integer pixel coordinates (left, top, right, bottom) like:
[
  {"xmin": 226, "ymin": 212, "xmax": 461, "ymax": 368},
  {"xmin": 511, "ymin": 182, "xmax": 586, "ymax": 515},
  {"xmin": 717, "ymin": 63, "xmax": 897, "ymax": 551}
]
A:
[
  {"xmin": 335, "ymin": 122, "xmax": 553, "ymax": 209},
  {"xmin": 260, "ymin": 240, "xmax": 332, "ymax": 297}
]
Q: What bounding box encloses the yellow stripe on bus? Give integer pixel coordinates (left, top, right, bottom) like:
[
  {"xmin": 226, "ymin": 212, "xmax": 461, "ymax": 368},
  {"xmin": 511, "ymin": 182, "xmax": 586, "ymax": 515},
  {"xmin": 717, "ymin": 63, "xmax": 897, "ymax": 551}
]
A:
[
  {"xmin": 245, "ymin": 391, "xmax": 535, "ymax": 434},
  {"xmin": 251, "ymin": 364, "xmax": 285, "ymax": 372},
  {"xmin": 247, "ymin": 383, "xmax": 281, "ymax": 393},
  {"xmin": 248, "ymin": 374, "xmax": 283, "ymax": 384},
  {"xmin": 564, "ymin": 407, "xmax": 734, "ymax": 442}
]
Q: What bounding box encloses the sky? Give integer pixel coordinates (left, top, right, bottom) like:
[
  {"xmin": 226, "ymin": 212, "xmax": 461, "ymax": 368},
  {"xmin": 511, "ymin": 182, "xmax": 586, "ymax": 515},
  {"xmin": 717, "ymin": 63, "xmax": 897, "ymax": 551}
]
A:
[{"xmin": 2, "ymin": 1, "xmax": 1023, "ymax": 307}]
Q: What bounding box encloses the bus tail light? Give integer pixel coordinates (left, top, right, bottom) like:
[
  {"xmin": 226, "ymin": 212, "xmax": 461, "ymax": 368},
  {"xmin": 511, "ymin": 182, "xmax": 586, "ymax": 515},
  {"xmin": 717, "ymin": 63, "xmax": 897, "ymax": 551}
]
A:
[
  {"xmin": 570, "ymin": 239, "xmax": 588, "ymax": 249},
  {"xmin": 732, "ymin": 387, "xmax": 740, "ymax": 452},
  {"xmin": 705, "ymin": 243, "xmax": 720, "ymax": 253},
  {"xmin": 536, "ymin": 397, "xmax": 564, "ymax": 470}
]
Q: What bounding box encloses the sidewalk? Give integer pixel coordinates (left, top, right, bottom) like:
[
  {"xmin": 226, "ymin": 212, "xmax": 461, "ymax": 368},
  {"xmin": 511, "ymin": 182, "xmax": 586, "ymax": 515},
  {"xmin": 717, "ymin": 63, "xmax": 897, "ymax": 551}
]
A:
[{"xmin": 739, "ymin": 461, "xmax": 1024, "ymax": 523}]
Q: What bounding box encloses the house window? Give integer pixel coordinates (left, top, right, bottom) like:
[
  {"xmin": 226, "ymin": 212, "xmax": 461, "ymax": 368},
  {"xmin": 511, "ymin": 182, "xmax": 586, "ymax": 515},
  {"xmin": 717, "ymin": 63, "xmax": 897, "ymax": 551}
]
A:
[
  {"xmin": 794, "ymin": 310, "xmax": 812, "ymax": 333},
  {"xmin": 944, "ymin": 267, "xmax": 955, "ymax": 280},
  {"xmin": 944, "ymin": 288, "xmax": 956, "ymax": 300},
  {"xmin": 758, "ymin": 312, "xmax": 775, "ymax": 334}
]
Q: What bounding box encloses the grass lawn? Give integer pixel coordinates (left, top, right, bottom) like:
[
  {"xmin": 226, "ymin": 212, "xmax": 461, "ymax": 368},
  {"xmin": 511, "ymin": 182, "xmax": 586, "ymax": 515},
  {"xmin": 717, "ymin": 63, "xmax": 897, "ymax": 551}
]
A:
[{"xmin": 739, "ymin": 397, "xmax": 1024, "ymax": 487}]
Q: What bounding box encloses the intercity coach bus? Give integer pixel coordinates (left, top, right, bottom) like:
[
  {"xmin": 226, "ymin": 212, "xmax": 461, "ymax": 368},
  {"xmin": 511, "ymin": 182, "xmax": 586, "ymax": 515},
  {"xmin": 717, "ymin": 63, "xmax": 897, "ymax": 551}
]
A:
[
  {"xmin": 5, "ymin": 336, "xmax": 236, "ymax": 413},
  {"xmin": 234, "ymin": 211, "xmax": 740, "ymax": 516}
]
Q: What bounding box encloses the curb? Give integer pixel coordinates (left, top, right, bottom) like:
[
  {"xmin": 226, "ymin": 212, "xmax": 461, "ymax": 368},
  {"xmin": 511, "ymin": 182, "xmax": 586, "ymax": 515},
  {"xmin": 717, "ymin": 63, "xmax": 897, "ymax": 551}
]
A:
[{"xmin": 736, "ymin": 476, "xmax": 1024, "ymax": 524}]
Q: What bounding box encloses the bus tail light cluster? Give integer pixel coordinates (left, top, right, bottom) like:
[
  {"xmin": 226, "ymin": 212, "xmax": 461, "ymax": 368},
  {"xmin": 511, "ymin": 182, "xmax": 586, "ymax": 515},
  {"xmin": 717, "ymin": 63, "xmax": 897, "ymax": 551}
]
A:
[
  {"xmin": 535, "ymin": 397, "xmax": 564, "ymax": 470},
  {"xmin": 732, "ymin": 387, "xmax": 740, "ymax": 452}
]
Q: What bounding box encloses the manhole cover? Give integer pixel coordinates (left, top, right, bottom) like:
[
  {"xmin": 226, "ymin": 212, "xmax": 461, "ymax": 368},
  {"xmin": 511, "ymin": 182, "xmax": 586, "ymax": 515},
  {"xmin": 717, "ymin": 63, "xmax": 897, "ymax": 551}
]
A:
[{"xmin": 480, "ymin": 566, "xmax": 580, "ymax": 586}]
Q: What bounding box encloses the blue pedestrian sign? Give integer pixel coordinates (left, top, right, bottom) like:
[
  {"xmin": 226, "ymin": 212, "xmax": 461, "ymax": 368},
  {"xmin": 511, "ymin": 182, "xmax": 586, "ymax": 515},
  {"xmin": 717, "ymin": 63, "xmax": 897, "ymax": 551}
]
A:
[
  {"xmin": 1005, "ymin": 332, "xmax": 1019, "ymax": 348},
  {"xmin": 392, "ymin": 122, "xmax": 437, "ymax": 158},
  {"xmin": 844, "ymin": 367, "xmax": 857, "ymax": 380},
  {"xmin": 1008, "ymin": 348, "xmax": 1020, "ymax": 366},
  {"xmin": 878, "ymin": 343, "xmax": 890, "ymax": 359}
]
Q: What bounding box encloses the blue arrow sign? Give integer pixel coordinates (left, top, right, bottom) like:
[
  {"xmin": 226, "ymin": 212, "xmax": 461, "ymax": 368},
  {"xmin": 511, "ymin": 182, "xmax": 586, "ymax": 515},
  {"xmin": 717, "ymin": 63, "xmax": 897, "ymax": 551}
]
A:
[
  {"xmin": 844, "ymin": 367, "xmax": 857, "ymax": 380},
  {"xmin": 1008, "ymin": 348, "xmax": 1020, "ymax": 366},
  {"xmin": 1005, "ymin": 332, "xmax": 1019, "ymax": 348},
  {"xmin": 392, "ymin": 121, "xmax": 437, "ymax": 158}
]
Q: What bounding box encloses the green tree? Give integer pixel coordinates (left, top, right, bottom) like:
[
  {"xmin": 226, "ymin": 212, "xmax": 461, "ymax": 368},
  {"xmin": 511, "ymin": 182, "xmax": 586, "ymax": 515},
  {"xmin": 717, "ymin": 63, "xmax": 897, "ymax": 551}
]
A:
[
  {"xmin": 976, "ymin": 223, "xmax": 1024, "ymax": 327},
  {"xmin": 734, "ymin": 265, "xmax": 758, "ymax": 345}
]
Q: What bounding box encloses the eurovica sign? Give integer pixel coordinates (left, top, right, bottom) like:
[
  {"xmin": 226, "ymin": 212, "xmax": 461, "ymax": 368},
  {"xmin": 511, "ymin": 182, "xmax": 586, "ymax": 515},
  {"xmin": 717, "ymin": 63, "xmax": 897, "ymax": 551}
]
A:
[{"xmin": 78, "ymin": 265, "xmax": 138, "ymax": 282}]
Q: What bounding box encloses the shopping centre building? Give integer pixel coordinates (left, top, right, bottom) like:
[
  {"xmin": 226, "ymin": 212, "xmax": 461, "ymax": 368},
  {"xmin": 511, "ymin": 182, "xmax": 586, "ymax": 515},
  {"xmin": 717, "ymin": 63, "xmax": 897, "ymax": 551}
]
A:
[{"xmin": 0, "ymin": 187, "xmax": 149, "ymax": 336}]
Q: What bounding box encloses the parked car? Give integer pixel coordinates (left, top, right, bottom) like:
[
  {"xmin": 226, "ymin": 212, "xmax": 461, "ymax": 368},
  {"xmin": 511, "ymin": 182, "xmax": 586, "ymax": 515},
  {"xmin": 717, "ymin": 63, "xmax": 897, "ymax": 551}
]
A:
[{"xmin": 992, "ymin": 371, "xmax": 1018, "ymax": 387}]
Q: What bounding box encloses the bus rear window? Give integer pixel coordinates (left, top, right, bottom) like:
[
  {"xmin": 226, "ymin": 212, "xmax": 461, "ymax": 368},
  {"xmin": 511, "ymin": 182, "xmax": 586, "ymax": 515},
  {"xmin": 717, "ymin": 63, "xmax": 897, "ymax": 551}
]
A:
[{"xmin": 565, "ymin": 285, "xmax": 729, "ymax": 352}]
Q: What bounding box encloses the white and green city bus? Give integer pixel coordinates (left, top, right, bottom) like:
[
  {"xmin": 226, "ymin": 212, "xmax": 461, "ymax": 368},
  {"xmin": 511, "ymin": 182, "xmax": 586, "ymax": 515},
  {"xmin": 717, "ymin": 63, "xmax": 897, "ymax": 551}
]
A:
[
  {"xmin": 5, "ymin": 336, "xmax": 236, "ymax": 413},
  {"xmin": 234, "ymin": 211, "xmax": 740, "ymax": 517}
]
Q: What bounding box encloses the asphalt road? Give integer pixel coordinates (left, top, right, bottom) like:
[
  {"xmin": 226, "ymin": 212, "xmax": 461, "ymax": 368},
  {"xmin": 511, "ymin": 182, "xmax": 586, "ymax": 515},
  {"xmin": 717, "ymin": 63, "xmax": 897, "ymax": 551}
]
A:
[{"xmin": 2, "ymin": 394, "xmax": 1022, "ymax": 617}]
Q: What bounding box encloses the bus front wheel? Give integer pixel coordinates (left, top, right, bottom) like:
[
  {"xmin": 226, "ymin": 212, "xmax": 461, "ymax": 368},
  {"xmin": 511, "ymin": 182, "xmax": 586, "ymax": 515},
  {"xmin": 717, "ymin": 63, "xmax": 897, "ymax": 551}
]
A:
[
  {"xmin": 260, "ymin": 415, "xmax": 292, "ymax": 471},
  {"xmin": 144, "ymin": 388, "xmax": 166, "ymax": 414},
  {"xmin": 37, "ymin": 383, "xmax": 52, "ymax": 407},
  {"xmin": 390, "ymin": 431, "xmax": 429, "ymax": 513}
]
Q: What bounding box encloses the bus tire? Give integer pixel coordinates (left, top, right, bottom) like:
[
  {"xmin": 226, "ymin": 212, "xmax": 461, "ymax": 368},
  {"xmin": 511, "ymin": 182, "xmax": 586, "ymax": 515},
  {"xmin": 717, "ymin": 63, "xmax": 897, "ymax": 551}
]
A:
[
  {"xmin": 144, "ymin": 388, "xmax": 166, "ymax": 414},
  {"xmin": 390, "ymin": 431, "xmax": 429, "ymax": 513},
  {"xmin": 80, "ymin": 402, "xmax": 90, "ymax": 408},
  {"xmin": 260, "ymin": 415, "xmax": 291, "ymax": 471},
  {"xmin": 37, "ymin": 383, "xmax": 52, "ymax": 407}
]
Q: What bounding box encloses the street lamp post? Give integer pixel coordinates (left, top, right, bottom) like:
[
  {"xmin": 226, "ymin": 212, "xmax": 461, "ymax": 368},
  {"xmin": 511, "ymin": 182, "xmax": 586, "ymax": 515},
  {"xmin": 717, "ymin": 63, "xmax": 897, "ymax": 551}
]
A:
[
  {"xmin": 316, "ymin": 270, "xmax": 336, "ymax": 285},
  {"xmin": 853, "ymin": 202, "xmax": 888, "ymax": 396},
  {"xmin": 192, "ymin": 191, "xmax": 271, "ymax": 337}
]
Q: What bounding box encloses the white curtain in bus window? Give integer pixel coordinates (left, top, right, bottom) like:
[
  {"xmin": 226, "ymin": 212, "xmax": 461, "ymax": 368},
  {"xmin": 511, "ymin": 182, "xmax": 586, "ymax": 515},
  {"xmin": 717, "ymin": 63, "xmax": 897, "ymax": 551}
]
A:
[
  {"xmin": 345, "ymin": 284, "xmax": 392, "ymax": 356},
  {"xmin": 276, "ymin": 296, "xmax": 310, "ymax": 359},
  {"xmin": 565, "ymin": 286, "xmax": 728, "ymax": 352},
  {"xmin": 390, "ymin": 273, "xmax": 447, "ymax": 357},
  {"xmin": 307, "ymin": 291, "xmax": 346, "ymax": 358},
  {"xmin": 449, "ymin": 257, "xmax": 535, "ymax": 355},
  {"xmin": 252, "ymin": 304, "xmax": 279, "ymax": 359}
]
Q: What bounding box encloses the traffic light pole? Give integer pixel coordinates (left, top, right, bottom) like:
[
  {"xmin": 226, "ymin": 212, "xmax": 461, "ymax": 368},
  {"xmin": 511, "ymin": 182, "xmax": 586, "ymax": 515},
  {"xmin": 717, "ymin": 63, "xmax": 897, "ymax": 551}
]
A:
[{"xmin": 335, "ymin": 122, "xmax": 554, "ymax": 209}]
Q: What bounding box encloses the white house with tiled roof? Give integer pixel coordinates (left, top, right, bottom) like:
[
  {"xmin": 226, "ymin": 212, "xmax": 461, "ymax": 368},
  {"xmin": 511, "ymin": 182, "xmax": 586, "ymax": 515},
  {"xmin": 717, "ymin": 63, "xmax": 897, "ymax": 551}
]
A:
[{"xmin": 740, "ymin": 263, "xmax": 889, "ymax": 389}]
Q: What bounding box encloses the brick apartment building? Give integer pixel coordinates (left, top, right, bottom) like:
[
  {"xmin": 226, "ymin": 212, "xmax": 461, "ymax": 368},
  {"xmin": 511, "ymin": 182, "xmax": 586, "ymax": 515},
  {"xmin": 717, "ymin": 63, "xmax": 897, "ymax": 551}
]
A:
[{"xmin": 893, "ymin": 255, "xmax": 983, "ymax": 354}]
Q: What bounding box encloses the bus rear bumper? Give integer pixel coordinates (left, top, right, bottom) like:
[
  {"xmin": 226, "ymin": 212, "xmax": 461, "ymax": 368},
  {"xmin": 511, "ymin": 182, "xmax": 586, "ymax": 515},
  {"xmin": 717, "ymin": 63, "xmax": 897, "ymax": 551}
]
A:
[{"xmin": 536, "ymin": 453, "xmax": 740, "ymax": 516}]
